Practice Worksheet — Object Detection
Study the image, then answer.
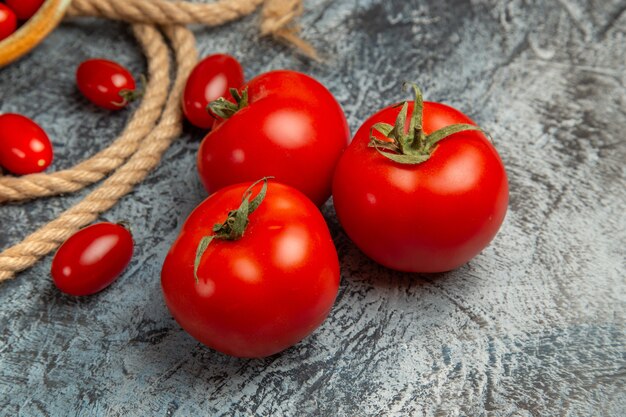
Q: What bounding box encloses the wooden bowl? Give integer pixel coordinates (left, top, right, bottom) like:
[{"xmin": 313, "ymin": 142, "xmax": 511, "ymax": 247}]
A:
[{"xmin": 0, "ymin": 0, "xmax": 72, "ymax": 68}]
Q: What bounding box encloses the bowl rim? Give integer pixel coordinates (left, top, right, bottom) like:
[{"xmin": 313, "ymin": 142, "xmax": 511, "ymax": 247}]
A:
[{"xmin": 0, "ymin": 0, "xmax": 72, "ymax": 68}]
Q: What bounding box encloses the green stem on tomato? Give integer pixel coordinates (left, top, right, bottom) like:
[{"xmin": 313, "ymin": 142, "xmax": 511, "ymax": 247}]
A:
[
  {"xmin": 193, "ymin": 177, "xmax": 272, "ymax": 282},
  {"xmin": 113, "ymin": 74, "xmax": 146, "ymax": 107},
  {"xmin": 368, "ymin": 84, "xmax": 483, "ymax": 164},
  {"xmin": 207, "ymin": 87, "xmax": 249, "ymax": 120}
]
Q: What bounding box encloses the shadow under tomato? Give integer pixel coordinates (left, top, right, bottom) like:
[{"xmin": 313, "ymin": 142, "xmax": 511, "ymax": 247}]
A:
[
  {"xmin": 181, "ymin": 118, "xmax": 210, "ymax": 142},
  {"xmin": 125, "ymin": 314, "xmax": 325, "ymax": 398}
]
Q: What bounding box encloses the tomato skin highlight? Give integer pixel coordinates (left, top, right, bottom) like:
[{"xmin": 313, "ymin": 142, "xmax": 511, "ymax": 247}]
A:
[
  {"xmin": 197, "ymin": 70, "xmax": 350, "ymax": 206},
  {"xmin": 332, "ymin": 101, "xmax": 508, "ymax": 273},
  {"xmin": 5, "ymin": 0, "xmax": 44, "ymax": 20},
  {"xmin": 0, "ymin": 4, "xmax": 17, "ymax": 41},
  {"xmin": 161, "ymin": 181, "xmax": 340, "ymax": 358},
  {"xmin": 182, "ymin": 54, "xmax": 244, "ymax": 129},
  {"xmin": 51, "ymin": 223, "xmax": 134, "ymax": 296},
  {"xmin": 76, "ymin": 59, "xmax": 137, "ymax": 110},
  {"xmin": 0, "ymin": 113, "xmax": 53, "ymax": 175}
]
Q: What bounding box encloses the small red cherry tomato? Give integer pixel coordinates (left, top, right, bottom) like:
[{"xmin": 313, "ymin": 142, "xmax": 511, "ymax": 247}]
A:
[
  {"xmin": 182, "ymin": 54, "xmax": 244, "ymax": 129},
  {"xmin": 0, "ymin": 113, "xmax": 53, "ymax": 175},
  {"xmin": 76, "ymin": 59, "xmax": 138, "ymax": 110},
  {"xmin": 51, "ymin": 222, "xmax": 134, "ymax": 296},
  {"xmin": 0, "ymin": 4, "xmax": 17, "ymax": 41},
  {"xmin": 5, "ymin": 0, "xmax": 44, "ymax": 21}
]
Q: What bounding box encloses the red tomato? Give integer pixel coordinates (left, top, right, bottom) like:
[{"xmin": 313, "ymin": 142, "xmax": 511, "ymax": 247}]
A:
[
  {"xmin": 197, "ymin": 70, "xmax": 349, "ymax": 206},
  {"xmin": 51, "ymin": 222, "xmax": 134, "ymax": 296},
  {"xmin": 161, "ymin": 179, "xmax": 340, "ymax": 358},
  {"xmin": 0, "ymin": 113, "xmax": 53, "ymax": 175},
  {"xmin": 332, "ymin": 85, "xmax": 508, "ymax": 273},
  {"xmin": 0, "ymin": 4, "xmax": 17, "ymax": 41},
  {"xmin": 5, "ymin": 0, "xmax": 44, "ymax": 20},
  {"xmin": 182, "ymin": 54, "xmax": 244, "ymax": 129},
  {"xmin": 76, "ymin": 59, "xmax": 138, "ymax": 110}
]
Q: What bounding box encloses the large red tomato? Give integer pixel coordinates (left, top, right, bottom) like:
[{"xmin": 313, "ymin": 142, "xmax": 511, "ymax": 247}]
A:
[
  {"xmin": 197, "ymin": 70, "xmax": 349, "ymax": 206},
  {"xmin": 332, "ymin": 85, "xmax": 508, "ymax": 273},
  {"xmin": 161, "ymin": 179, "xmax": 340, "ymax": 358}
]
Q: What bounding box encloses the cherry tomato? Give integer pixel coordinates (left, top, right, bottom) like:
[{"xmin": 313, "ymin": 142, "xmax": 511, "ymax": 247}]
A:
[
  {"xmin": 182, "ymin": 54, "xmax": 244, "ymax": 129},
  {"xmin": 0, "ymin": 4, "xmax": 17, "ymax": 41},
  {"xmin": 0, "ymin": 113, "xmax": 53, "ymax": 175},
  {"xmin": 197, "ymin": 70, "xmax": 349, "ymax": 206},
  {"xmin": 161, "ymin": 179, "xmax": 340, "ymax": 358},
  {"xmin": 76, "ymin": 59, "xmax": 138, "ymax": 110},
  {"xmin": 332, "ymin": 85, "xmax": 508, "ymax": 273},
  {"xmin": 5, "ymin": 0, "xmax": 44, "ymax": 20},
  {"xmin": 51, "ymin": 222, "xmax": 134, "ymax": 296}
]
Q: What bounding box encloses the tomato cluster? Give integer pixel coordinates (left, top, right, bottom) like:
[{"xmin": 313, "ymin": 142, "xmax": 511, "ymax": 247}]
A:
[
  {"xmin": 0, "ymin": 0, "xmax": 45, "ymax": 41},
  {"xmin": 2, "ymin": 48, "xmax": 508, "ymax": 358},
  {"xmin": 158, "ymin": 57, "xmax": 508, "ymax": 358},
  {"xmin": 159, "ymin": 59, "xmax": 350, "ymax": 357}
]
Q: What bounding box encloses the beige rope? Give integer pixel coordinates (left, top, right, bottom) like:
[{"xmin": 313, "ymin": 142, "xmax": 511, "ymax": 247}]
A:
[
  {"xmin": 66, "ymin": 0, "xmax": 264, "ymax": 25},
  {"xmin": 0, "ymin": 0, "xmax": 311, "ymax": 282},
  {"xmin": 66, "ymin": 0, "xmax": 318, "ymax": 60},
  {"xmin": 261, "ymin": 0, "xmax": 319, "ymax": 61}
]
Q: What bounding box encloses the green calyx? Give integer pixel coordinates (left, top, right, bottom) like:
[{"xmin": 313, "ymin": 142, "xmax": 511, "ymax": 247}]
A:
[
  {"xmin": 207, "ymin": 87, "xmax": 249, "ymax": 120},
  {"xmin": 368, "ymin": 84, "xmax": 482, "ymax": 164},
  {"xmin": 193, "ymin": 177, "xmax": 272, "ymax": 282},
  {"xmin": 112, "ymin": 74, "xmax": 146, "ymax": 107}
]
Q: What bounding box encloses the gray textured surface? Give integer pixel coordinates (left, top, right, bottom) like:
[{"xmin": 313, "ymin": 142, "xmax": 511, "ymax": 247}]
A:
[{"xmin": 1, "ymin": 0, "xmax": 625, "ymax": 415}]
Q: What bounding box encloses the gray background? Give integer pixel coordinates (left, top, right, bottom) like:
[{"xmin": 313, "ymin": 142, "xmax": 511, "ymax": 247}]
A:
[{"xmin": 1, "ymin": 0, "xmax": 625, "ymax": 415}]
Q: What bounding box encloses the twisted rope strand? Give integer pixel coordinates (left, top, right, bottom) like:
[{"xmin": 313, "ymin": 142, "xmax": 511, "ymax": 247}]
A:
[
  {"xmin": 0, "ymin": 24, "xmax": 197, "ymax": 281},
  {"xmin": 66, "ymin": 0, "xmax": 264, "ymax": 25},
  {"xmin": 0, "ymin": 24, "xmax": 171, "ymax": 203},
  {"xmin": 66, "ymin": 0, "xmax": 317, "ymax": 58},
  {"xmin": 261, "ymin": 0, "xmax": 318, "ymax": 60}
]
